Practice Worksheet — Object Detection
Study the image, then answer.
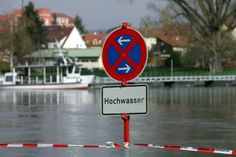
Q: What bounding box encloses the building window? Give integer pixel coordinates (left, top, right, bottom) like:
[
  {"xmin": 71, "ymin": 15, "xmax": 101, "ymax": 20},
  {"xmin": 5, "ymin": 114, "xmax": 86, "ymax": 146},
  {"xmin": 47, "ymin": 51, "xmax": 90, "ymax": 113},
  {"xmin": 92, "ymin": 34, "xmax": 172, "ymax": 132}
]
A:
[
  {"xmin": 53, "ymin": 43, "xmax": 57, "ymax": 48},
  {"xmin": 93, "ymin": 39, "xmax": 98, "ymax": 45},
  {"xmin": 44, "ymin": 19, "xmax": 49, "ymax": 26}
]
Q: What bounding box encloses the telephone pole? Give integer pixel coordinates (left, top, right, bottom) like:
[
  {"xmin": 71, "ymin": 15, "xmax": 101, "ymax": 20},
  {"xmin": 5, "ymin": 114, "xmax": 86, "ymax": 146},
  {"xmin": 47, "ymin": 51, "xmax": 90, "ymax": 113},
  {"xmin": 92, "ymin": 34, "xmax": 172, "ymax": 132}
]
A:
[
  {"xmin": 21, "ymin": 0, "xmax": 24, "ymax": 9},
  {"xmin": 10, "ymin": 13, "xmax": 13, "ymax": 71}
]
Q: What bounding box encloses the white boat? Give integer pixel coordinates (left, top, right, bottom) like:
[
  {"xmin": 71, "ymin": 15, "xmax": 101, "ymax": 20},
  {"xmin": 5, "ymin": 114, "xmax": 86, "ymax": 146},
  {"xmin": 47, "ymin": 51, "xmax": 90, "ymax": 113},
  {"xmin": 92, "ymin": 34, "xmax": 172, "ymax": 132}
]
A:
[
  {"xmin": 0, "ymin": 39, "xmax": 96, "ymax": 90},
  {"xmin": 0, "ymin": 64, "xmax": 95, "ymax": 90}
]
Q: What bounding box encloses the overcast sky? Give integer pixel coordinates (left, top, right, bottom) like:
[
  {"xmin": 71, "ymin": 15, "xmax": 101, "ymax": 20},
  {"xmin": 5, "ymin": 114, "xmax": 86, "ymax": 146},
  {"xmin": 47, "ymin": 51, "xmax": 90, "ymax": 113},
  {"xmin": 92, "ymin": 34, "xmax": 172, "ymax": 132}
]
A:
[{"xmin": 0, "ymin": 0, "xmax": 167, "ymax": 31}]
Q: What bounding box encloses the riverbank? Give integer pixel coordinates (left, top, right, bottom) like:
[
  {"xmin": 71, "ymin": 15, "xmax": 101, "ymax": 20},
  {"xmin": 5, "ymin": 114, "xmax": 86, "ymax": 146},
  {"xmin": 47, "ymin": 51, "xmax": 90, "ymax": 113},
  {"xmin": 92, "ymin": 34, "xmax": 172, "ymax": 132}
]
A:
[
  {"xmin": 90, "ymin": 76, "xmax": 236, "ymax": 89},
  {"xmin": 82, "ymin": 67, "xmax": 236, "ymax": 77}
]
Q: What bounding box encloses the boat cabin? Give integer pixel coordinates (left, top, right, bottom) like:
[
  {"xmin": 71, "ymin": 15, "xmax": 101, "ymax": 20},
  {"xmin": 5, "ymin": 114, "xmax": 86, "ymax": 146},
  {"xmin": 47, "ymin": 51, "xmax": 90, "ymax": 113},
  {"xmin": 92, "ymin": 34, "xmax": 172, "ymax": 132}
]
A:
[
  {"xmin": 2, "ymin": 64, "xmax": 83, "ymax": 86},
  {"xmin": 3, "ymin": 72, "xmax": 19, "ymax": 85}
]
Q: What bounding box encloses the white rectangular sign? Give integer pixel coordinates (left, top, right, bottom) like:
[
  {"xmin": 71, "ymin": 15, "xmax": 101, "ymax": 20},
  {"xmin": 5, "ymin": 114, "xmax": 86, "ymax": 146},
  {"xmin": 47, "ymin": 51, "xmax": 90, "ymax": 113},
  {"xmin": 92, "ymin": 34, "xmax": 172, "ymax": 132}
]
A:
[{"xmin": 102, "ymin": 84, "xmax": 148, "ymax": 115}]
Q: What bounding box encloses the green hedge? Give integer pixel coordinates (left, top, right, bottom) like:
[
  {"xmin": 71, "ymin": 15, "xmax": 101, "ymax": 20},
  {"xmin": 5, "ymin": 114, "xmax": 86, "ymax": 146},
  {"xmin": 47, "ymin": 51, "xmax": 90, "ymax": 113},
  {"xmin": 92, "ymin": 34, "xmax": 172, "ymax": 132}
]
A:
[{"xmin": 0, "ymin": 61, "xmax": 10, "ymax": 74}]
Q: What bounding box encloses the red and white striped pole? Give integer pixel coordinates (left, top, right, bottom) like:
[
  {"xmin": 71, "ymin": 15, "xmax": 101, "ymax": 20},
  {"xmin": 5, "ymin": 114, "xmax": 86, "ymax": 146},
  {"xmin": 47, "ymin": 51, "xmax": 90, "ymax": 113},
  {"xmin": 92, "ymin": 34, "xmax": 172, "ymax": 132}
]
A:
[
  {"xmin": 134, "ymin": 143, "xmax": 236, "ymax": 156},
  {"xmin": 122, "ymin": 113, "xmax": 130, "ymax": 148},
  {"xmin": 0, "ymin": 142, "xmax": 122, "ymax": 149},
  {"xmin": 0, "ymin": 142, "xmax": 236, "ymax": 156}
]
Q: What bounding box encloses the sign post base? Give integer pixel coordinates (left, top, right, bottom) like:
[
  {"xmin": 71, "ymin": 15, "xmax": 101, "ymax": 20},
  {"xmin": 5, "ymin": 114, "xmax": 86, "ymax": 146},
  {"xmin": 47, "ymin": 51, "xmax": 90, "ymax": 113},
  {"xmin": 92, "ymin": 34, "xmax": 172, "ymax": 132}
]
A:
[{"xmin": 122, "ymin": 113, "xmax": 130, "ymax": 148}]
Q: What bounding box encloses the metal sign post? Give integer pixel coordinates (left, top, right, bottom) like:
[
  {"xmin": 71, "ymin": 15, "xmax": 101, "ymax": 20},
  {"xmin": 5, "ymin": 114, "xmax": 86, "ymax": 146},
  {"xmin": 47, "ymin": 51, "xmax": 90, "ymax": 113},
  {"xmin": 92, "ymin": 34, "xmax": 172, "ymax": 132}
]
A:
[
  {"xmin": 102, "ymin": 22, "xmax": 148, "ymax": 148},
  {"xmin": 122, "ymin": 113, "xmax": 130, "ymax": 148},
  {"xmin": 102, "ymin": 84, "xmax": 147, "ymax": 148}
]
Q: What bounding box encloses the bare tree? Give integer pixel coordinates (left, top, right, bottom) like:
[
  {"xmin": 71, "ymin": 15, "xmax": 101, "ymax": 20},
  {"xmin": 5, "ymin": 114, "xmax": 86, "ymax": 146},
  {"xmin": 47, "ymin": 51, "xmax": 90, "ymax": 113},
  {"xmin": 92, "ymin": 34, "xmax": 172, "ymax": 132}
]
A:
[
  {"xmin": 0, "ymin": 15, "xmax": 11, "ymax": 56},
  {"xmin": 144, "ymin": 0, "xmax": 236, "ymax": 73},
  {"xmin": 0, "ymin": 12, "xmax": 37, "ymax": 66},
  {"xmin": 170, "ymin": 0, "xmax": 236, "ymax": 73},
  {"xmin": 13, "ymin": 18, "xmax": 36, "ymax": 63}
]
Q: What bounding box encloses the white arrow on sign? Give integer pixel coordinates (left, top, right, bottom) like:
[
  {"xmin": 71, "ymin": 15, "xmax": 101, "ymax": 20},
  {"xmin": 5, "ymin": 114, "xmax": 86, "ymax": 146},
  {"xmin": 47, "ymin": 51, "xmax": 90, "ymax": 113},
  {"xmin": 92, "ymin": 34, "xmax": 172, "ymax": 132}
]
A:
[
  {"xmin": 118, "ymin": 64, "xmax": 131, "ymax": 73},
  {"xmin": 118, "ymin": 36, "xmax": 131, "ymax": 46}
]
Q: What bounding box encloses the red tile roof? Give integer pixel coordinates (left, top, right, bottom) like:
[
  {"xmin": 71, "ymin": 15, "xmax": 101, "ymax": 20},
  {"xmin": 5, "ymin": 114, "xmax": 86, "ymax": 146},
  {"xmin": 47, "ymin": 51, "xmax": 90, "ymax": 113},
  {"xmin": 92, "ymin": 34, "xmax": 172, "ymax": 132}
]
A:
[
  {"xmin": 0, "ymin": 15, "xmax": 8, "ymax": 22},
  {"xmin": 84, "ymin": 33, "xmax": 107, "ymax": 46},
  {"xmin": 140, "ymin": 26, "xmax": 188, "ymax": 48},
  {"xmin": 12, "ymin": 9, "xmax": 23, "ymax": 14},
  {"xmin": 157, "ymin": 29, "xmax": 187, "ymax": 47}
]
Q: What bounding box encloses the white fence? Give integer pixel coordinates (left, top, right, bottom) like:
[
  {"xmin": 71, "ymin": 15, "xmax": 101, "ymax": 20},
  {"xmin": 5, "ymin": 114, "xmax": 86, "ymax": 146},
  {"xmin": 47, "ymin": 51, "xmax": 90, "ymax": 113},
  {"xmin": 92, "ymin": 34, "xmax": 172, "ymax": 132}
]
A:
[
  {"xmin": 95, "ymin": 75, "xmax": 236, "ymax": 84},
  {"xmin": 0, "ymin": 75, "xmax": 3, "ymax": 85}
]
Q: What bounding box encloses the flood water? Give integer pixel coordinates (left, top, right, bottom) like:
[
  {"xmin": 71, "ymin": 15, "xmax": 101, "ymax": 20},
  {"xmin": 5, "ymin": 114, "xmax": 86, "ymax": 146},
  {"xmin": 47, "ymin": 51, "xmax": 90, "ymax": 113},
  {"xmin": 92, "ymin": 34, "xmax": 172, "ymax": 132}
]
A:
[{"xmin": 0, "ymin": 86, "xmax": 236, "ymax": 157}]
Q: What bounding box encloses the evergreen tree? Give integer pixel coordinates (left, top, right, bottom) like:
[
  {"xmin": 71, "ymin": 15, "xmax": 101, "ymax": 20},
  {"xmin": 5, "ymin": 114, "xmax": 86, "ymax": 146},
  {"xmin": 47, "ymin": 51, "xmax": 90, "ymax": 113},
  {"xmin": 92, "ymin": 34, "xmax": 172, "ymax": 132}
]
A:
[
  {"xmin": 74, "ymin": 15, "xmax": 87, "ymax": 34},
  {"xmin": 22, "ymin": 1, "xmax": 47, "ymax": 49},
  {"xmin": 52, "ymin": 13, "xmax": 57, "ymax": 25}
]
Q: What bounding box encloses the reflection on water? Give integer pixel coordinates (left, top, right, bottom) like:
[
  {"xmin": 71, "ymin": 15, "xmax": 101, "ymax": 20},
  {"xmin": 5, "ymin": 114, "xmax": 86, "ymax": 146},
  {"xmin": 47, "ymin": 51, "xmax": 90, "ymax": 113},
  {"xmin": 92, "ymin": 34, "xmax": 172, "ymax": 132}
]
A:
[
  {"xmin": 0, "ymin": 90, "xmax": 95, "ymax": 106},
  {"xmin": 152, "ymin": 87, "xmax": 236, "ymax": 107},
  {"xmin": 133, "ymin": 87, "xmax": 236, "ymax": 157},
  {"xmin": 0, "ymin": 87, "xmax": 235, "ymax": 157}
]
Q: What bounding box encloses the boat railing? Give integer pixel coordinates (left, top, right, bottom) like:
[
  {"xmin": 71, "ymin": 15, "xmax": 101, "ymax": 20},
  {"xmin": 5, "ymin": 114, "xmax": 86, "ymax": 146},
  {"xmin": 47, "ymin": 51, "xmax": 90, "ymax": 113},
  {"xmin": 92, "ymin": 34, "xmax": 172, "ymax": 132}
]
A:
[
  {"xmin": 17, "ymin": 75, "xmax": 58, "ymax": 85},
  {"xmin": 0, "ymin": 75, "xmax": 3, "ymax": 84}
]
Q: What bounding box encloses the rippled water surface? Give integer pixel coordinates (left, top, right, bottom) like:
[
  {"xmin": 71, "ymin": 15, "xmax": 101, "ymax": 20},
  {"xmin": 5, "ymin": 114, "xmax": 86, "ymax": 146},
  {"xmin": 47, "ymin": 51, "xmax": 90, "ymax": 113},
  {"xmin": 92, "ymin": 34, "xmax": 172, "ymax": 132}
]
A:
[{"xmin": 0, "ymin": 86, "xmax": 236, "ymax": 157}]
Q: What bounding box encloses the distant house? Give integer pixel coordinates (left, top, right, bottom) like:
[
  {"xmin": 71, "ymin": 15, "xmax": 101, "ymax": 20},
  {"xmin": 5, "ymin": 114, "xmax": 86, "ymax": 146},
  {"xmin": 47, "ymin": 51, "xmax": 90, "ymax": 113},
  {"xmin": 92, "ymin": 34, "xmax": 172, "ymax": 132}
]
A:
[
  {"xmin": 11, "ymin": 9, "xmax": 23, "ymax": 25},
  {"xmin": 3, "ymin": 9, "xmax": 74, "ymax": 27},
  {"xmin": 53, "ymin": 13, "xmax": 74, "ymax": 27},
  {"xmin": 141, "ymin": 27, "xmax": 187, "ymax": 54},
  {"xmin": 143, "ymin": 37, "xmax": 157, "ymax": 52},
  {"xmin": 139, "ymin": 28, "xmax": 157, "ymax": 52},
  {"xmin": 155, "ymin": 29, "xmax": 187, "ymax": 57},
  {"xmin": 140, "ymin": 26, "xmax": 188, "ymax": 67},
  {"xmin": 46, "ymin": 26, "xmax": 87, "ymax": 49},
  {"xmin": 36, "ymin": 9, "xmax": 52, "ymax": 26},
  {"xmin": 84, "ymin": 32, "xmax": 107, "ymax": 48},
  {"xmin": 0, "ymin": 15, "xmax": 8, "ymax": 24}
]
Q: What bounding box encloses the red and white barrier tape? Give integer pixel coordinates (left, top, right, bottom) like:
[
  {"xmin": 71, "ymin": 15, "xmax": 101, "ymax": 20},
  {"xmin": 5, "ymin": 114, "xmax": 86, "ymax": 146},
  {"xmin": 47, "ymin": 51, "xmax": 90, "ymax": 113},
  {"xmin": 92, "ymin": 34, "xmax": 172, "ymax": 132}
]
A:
[
  {"xmin": 0, "ymin": 142, "xmax": 122, "ymax": 149},
  {"xmin": 134, "ymin": 143, "xmax": 236, "ymax": 155},
  {"xmin": 0, "ymin": 141, "xmax": 235, "ymax": 156}
]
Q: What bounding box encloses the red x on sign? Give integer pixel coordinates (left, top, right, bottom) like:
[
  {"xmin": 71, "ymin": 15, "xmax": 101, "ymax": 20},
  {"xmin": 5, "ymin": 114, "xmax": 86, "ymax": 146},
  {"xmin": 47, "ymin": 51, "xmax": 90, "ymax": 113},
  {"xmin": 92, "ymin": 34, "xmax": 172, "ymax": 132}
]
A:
[{"xmin": 102, "ymin": 24, "xmax": 147, "ymax": 84}]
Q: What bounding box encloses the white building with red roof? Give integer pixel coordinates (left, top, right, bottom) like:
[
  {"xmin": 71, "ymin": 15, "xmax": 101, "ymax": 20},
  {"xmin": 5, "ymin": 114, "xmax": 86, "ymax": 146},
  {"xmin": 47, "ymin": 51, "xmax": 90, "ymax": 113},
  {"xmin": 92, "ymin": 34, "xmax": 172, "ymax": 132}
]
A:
[
  {"xmin": 53, "ymin": 13, "xmax": 74, "ymax": 27},
  {"xmin": 46, "ymin": 26, "xmax": 87, "ymax": 49},
  {"xmin": 84, "ymin": 32, "xmax": 107, "ymax": 48}
]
